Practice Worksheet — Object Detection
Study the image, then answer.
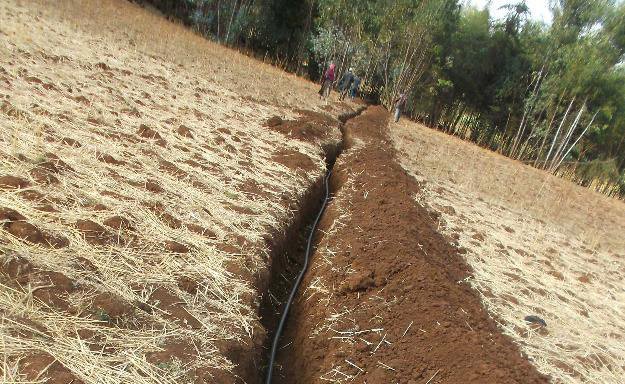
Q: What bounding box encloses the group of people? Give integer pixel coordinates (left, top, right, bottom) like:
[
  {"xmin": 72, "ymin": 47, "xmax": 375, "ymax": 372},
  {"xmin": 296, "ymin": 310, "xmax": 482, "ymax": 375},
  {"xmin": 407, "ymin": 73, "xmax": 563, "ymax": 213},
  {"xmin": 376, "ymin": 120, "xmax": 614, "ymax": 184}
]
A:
[
  {"xmin": 318, "ymin": 63, "xmax": 361, "ymax": 101},
  {"xmin": 318, "ymin": 62, "xmax": 408, "ymax": 123}
]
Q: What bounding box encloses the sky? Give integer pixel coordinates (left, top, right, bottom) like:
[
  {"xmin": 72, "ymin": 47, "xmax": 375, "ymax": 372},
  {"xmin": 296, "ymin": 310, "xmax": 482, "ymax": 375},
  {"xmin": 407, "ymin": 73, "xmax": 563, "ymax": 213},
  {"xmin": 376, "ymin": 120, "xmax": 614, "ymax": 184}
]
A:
[{"xmin": 467, "ymin": 0, "xmax": 554, "ymax": 24}]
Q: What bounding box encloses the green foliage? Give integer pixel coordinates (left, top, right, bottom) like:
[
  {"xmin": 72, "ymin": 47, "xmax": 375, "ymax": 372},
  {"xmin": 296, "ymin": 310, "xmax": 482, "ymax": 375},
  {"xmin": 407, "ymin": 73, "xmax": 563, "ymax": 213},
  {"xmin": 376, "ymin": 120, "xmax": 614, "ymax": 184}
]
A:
[
  {"xmin": 576, "ymin": 158, "xmax": 620, "ymax": 184},
  {"xmin": 96, "ymin": 308, "xmax": 111, "ymax": 323},
  {"xmin": 145, "ymin": 0, "xmax": 624, "ymax": 196}
]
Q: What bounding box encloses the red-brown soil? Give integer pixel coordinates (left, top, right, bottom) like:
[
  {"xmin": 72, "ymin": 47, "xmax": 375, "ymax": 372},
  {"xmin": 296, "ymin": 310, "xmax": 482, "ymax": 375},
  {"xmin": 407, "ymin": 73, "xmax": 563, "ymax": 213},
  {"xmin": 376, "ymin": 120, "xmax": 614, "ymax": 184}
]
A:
[
  {"xmin": 20, "ymin": 352, "xmax": 85, "ymax": 384},
  {"xmin": 103, "ymin": 215, "xmax": 133, "ymax": 230},
  {"xmin": 0, "ymin": 207, "xmax": 68, "ymax": 248},
  {"xmin": 206, "ymin": 111, "xmax": 346, "ymax": 384},
  {"xmin": 75, "ymin": 219, "xmax": 120, "ymax": 245},
  {"xmin": 265, "ymin": 110, "xmax": 341, "ymax": 148},
  {"xmin": 0, "ymin": 175, "xmax": 31, "ymax": 189},
  {"xmin": 1, "ymin": 254, "xmax": 77, "ymax": 312},
  {"xmin": 272, "ymin": 106, "xmax": 549, "ymax": 383}
]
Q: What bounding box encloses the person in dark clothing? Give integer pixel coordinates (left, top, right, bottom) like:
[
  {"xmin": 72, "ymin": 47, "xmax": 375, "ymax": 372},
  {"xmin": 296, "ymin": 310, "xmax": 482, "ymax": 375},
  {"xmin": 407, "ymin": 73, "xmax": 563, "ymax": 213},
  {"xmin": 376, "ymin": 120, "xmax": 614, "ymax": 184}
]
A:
[
  {"xmin": 338, "ymin": 68, "xmax": 354, "ymax": 100},
  {"xmin": 393, "ymin": 93, "xmax": 407, "ymax": 122},
  {"xmin": 350, "ymin": 76, "xmax": 361, "ymax": 99},
  {"xmin": 318, "ymin": 62, "xmax": 336, "ymax": 99}
]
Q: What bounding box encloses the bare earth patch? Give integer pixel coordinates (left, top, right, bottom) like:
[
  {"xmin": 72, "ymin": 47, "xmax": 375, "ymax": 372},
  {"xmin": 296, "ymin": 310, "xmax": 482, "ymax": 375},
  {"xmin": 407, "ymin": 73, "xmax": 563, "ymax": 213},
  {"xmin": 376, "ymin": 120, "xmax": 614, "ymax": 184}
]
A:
[
  {"xmin": 391, "ymin": 119, "xmax": 625, "ymax": 383},
  {"xmin": 273, "ymin": 106, "xmax": 547, "ymax": 383}
]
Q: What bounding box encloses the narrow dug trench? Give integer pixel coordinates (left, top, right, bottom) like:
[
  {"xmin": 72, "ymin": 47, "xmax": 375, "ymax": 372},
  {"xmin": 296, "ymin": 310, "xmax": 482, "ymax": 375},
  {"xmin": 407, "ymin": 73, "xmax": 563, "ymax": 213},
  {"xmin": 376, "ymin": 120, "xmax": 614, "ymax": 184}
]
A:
[
  {"xmin": 239, "ymin": 106, "xmax": 366, "ymax": 383},
  {"xmin": 263, "ymin": 106, "xmax": 549, "ymax": 384}
]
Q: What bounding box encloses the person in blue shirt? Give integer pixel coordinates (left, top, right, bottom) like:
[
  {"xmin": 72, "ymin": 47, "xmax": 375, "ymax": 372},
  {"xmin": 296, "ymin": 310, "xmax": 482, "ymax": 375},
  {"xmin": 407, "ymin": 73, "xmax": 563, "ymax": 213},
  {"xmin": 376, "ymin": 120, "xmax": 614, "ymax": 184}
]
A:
[
  {"xmin": 338, "ymin": 68, "xmax": 354, "ymax": 101},
  {"xmin": 350, "ymin": 76, "xmax": 361, "ymax": 99}
]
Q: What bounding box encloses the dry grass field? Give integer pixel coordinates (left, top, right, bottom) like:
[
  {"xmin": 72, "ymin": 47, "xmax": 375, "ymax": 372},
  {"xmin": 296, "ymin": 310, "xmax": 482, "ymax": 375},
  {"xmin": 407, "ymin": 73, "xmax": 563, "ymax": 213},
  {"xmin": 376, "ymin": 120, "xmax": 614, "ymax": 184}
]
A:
[
  {"xmin": 391, "ymin": 119, "xmax": 625, "ymax": 383},
  {"xmin": 6, "ymin": 0, "xmax": 623, "ymax": 382},
  {"xmin": 0, "ymin": 0, "xmax": 353, "ymax": 382}
]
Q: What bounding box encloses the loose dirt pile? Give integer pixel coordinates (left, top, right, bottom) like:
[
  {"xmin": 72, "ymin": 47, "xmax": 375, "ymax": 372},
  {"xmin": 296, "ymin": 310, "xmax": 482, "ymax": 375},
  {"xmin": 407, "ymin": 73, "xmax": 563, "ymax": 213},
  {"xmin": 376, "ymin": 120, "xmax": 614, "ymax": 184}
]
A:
[
  {"xmin": 0, "ymin": 0, "xmax": 355, "ymax": 382},
  {"xmin": 273, "ymin": 106, "xmax": 548, "ymax": 383},
  {"xmin": 391, "ymin": 120, "xmax": 625, "ymax": 383}
]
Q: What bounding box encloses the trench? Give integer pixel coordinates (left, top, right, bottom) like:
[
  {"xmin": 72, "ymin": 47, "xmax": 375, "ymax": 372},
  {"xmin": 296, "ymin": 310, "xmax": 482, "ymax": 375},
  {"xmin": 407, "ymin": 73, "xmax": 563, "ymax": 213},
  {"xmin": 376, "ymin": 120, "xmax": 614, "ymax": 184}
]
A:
[
  {"xmin": 253, "ymin": 105, "xmax": 550, "ymax": 384},
  {"xmin": 255, "ymin": 106, "xmax": 367, "ymax": 384}
]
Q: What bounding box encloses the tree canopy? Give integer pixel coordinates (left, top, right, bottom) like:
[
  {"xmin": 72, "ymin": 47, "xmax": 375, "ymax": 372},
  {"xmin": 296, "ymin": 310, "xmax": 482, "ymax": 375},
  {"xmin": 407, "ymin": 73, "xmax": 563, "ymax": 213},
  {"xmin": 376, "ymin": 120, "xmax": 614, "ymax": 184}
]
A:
[{"xmin": 144, "ymin": 0, "xmax": 625, "ymax": 197}]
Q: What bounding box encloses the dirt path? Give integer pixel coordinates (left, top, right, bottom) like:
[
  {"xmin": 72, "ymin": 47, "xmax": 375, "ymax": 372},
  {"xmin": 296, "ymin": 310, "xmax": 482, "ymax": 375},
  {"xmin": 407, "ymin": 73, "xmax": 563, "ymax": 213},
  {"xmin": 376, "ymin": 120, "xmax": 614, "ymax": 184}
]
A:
[{"xmin": 271, "ymin": 106, "xmax": 549, "ymax": 383}]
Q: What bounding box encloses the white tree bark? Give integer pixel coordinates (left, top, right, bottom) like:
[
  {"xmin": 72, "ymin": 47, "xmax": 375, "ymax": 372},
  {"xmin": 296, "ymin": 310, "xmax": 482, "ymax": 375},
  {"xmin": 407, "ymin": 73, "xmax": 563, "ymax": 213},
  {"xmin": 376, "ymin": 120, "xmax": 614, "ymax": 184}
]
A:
[
  {"xmin": 543, "ymin": 96, "xmax": 575, "ymax": 169},
  {"xmin": 224, "ymin": 0, "xmax": 238, "ymax": 44},
  {"xmin": 549, "ymin": 101, "xmax": 586, "ymax": 170},
  {"xmin": 553, "ymin": 111, "xmax": 598, "ymax": 171}
]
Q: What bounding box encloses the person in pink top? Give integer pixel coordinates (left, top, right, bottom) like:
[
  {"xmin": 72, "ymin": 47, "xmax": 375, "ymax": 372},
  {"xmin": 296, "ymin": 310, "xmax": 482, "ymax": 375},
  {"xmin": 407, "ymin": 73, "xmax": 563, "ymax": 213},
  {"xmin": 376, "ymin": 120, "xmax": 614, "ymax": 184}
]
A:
[{"xmin": 318, "ymin": 62, "xmax": 336, "ymax": 99}]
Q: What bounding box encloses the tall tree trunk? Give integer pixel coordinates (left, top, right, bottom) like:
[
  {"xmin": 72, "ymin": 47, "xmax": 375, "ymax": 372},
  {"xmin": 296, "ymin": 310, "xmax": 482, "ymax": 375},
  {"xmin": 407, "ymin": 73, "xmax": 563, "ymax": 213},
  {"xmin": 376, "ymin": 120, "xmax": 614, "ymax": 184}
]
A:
[
  {"xmin": 534, "ymin": 88, "xmax": 566, "ymax": 167},
  {"xmin": 510, "ymin": 65, "xmax": 545, "ymax": 157},
  {"xmin": 518, "ymin": 103, "xmax": 550, "ymax": 160},
  {"xmin": 544, "ymin": 96, "xmax": 575, "ymax": 169},
  {"xmin": 216, "ymin": 0, "xmax": 221, "ymax": 41},
  {"xmin": 550, "ymin": 101, "xmax": 586, "ymax": 170},
  {"xmin": 295, "ymin": 0, "xmax": 314, "ymax": 75},
  {"xmin": 553, "ymin": 111, "xmax": 597, "ymax": 172},
  {"xmin": 224, "ymin": 0, "xmax": 239, "ymax": 44},
  {"xmin": 452, "ymin": 103, "xmax": 466, "ymax": 132}
]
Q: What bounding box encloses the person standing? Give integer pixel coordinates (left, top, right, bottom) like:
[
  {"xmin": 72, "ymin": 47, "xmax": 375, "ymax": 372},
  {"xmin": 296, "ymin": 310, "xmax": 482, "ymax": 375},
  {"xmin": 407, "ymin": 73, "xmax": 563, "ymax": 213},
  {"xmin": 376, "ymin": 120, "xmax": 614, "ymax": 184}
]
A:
[
  {"xmin": 393, "ymin": 93, "xmax": 407, "ymax": 122},
  {"xmin": 318, "ymin": 62, "xmax": 336, "ymax": 99},
  {"xmin": 350, "ymin": 75, "xmax": 361, "ymax": 99},
  {"xmin": 338, "ymin": 67, "xmax": 354, "ymax": 100}
]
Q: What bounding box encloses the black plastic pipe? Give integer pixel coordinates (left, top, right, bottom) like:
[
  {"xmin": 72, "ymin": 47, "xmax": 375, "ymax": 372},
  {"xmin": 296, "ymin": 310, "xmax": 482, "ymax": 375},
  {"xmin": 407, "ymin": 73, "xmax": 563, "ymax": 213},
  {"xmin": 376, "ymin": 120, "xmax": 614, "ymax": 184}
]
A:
[{"xmin": 265, "ymin": 170, "xmax": 333, "ymax": 384}]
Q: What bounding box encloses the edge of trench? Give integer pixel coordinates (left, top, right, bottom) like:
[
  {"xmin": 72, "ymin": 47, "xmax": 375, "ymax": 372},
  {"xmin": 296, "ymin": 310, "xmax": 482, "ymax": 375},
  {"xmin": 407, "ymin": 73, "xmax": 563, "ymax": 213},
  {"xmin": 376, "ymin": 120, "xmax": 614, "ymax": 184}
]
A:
[
  {"xmin": 261, "ymin": 106, "xmax": 376, "ymax": 384},
  {"xmin": 263, "ymin": 105, "xmax": 551, "ymax": 384},
  {"xmin": 238, "ymin": 104, "xmax": 369, "ymax": 383}
]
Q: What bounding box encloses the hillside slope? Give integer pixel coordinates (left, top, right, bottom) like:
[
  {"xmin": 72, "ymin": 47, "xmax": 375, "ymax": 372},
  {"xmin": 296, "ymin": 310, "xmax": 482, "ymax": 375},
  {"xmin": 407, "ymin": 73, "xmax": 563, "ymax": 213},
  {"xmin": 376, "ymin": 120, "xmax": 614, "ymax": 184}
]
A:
[
  {"xmin": 0, "ymin": 0, "xmax": 352, "ymax": 382},
  {"xmin": 392, "ymin": 119, "xmax": 625, "ymax": 383}
]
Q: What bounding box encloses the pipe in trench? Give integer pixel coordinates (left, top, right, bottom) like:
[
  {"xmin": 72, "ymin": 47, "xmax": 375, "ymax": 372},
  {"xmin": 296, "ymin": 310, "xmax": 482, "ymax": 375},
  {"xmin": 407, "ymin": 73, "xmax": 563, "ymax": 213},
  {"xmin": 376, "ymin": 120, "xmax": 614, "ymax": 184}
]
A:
[
  {"xmin": 264, "ymin": 106, "xmax": 368, "ymax": 383},
  {"xmin": 264, "ymin": 169, "xmax": 333, "ymax": 384}
]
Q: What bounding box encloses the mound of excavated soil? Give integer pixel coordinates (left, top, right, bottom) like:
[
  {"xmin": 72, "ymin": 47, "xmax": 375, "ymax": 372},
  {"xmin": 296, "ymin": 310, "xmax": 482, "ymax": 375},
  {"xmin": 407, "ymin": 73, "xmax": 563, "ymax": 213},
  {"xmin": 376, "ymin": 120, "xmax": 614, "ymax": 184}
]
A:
[
  {"xmin": 391, "ymin": 120, "xmax": 625, "ymax": 383},
  {"xmin": 273, "ymin": 106, "xmax": 548, "ymax": 383}
]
